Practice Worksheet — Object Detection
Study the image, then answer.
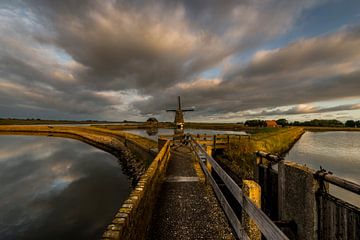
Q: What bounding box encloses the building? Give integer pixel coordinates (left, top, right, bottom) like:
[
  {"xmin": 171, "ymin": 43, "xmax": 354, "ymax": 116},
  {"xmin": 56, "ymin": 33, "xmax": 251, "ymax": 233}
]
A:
[
  {"xmin": 146, "ymin": 117, "xmax": 158, "ymax": 127},
  {"xmin": 265, "ymin": 120, "xmax": 278, "ymax": 128}
]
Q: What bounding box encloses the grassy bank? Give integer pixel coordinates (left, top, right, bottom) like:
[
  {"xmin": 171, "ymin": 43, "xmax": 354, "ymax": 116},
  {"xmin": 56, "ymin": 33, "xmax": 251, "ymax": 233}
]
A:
[
  {"xmin": 248, "ymin": 127, "xmax": 305, "ymax": 154},
  {"xmin": 0, "ymin": 124, "xmax": 157, "ymax": 174},
  {"xmin": 186, "ymin": 122, "xmax": 246, "ymax": 131},
  {"xmin": 0, "ymin": 125, "xmax": 156, "ymax": 149},
  {"xmin": 0, "ymin": 118, "xmax": 122, "ymax": 125},
  {"xmin": 221, "ymin": 127, "xmax": 305, "ymax": 180}
]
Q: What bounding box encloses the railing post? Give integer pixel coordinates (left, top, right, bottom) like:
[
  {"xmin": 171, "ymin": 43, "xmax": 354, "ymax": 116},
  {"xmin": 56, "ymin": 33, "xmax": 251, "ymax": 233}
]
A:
[
  {"xmin": 213, "ymin": 135, "xmax": 216, "ymax": 150},
  {"xmin": 206, "ymin": 146, "xmax": 213, "ymax": 173},
  {"xmin": 242, "ymin": 180, "xmax": 261, "ymax": 240}
]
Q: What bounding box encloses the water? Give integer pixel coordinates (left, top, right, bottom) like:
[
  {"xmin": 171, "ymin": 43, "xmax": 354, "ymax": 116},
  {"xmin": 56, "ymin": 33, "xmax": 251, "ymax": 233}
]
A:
[
  {"xmin": 123, "ymin": 128, "xmax": 247, "ymax": 141},
  {"xmin": 286, "ymin": 131, "xmax": 360, "ymax": 207},
  {"xmin": 0, "ymin": 135, "xmax": 131, "ymax": 240}
]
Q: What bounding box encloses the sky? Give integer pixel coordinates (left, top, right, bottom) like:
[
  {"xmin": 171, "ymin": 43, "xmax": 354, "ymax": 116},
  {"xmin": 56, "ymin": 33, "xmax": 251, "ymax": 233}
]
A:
[{"xmin": 0, "ymin": 0, "xmax": 360, "ymax": 122}]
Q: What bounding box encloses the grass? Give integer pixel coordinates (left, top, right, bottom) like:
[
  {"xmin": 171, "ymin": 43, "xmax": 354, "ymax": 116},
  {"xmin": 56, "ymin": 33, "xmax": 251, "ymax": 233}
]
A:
[
  {"xmin": 248, "ymin": 127, "xmax": 305, "ymax": 154},
  {"xmin": 221, "ymin": 127, "xmax": 305, "ymax": 180},
  {"xmin": 0, "ymin": 118, "xmax": 117, "ymax": 125}
]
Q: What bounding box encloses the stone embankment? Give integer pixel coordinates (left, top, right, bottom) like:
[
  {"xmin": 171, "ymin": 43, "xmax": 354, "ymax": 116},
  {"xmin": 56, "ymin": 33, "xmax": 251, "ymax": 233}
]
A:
[{"xmin": 0, "ymin": 125, "xmax": 156, "ymax": 182}]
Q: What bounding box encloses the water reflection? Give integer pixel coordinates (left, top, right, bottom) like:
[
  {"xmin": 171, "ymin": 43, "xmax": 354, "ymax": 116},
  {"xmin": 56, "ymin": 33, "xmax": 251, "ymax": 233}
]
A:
[
  {"xmin": 145, "ymin": 128, "xmax": 159, "ymax": 136},
  {"xmin": 286, "ymin": 131, "xmax": 360, "ymax": 207},
  {"xmin": 123, "ymin": 128, "xmax": 247, "ymax": 141},
  {"xmin": 0, "ymin": 135, "xmax": 131, "ymax": 240}
]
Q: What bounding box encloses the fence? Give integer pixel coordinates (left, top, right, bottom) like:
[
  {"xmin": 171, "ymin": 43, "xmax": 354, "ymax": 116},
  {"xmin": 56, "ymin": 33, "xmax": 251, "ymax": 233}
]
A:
[
  {"xmin": 192, "ymin": 134, "xmax": 250, "ymax": 150},
  {"xmin": 255, "ymin": 151, "xmax": 360, "ymax": 240},
  {"xmin": 190, "ymin": 137, "xmax": 288, "ymax": 240},
  {"xmin": 315, "ymin": 171, "xmax": 360, "ymax": 239}
]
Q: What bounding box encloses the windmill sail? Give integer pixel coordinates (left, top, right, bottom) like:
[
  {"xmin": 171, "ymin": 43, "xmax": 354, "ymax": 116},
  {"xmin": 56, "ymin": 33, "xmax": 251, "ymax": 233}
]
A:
[{"xmin": 166, "ymin": 96, "xmax": 194, "ymax": 130}]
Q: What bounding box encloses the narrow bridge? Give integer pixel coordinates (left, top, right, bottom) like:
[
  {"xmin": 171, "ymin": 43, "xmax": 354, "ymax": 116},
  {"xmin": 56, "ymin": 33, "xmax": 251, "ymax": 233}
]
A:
[{"xmin": 103, "ymin": 134, "xmax": 360, "ymax": 240}]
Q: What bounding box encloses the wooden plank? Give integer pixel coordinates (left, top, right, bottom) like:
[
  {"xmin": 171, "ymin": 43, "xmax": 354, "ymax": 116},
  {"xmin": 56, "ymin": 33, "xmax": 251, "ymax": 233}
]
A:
[
  {"xmin": 197, "ymin": 152, "xmax": 250, "ymax": 240},
  {"xmin": 256, "ymin": 151, "xmax": 283, "ymax": 163},
  {"xmin": 321, "ymin": 174, "xmax": 360, "ymax": 195},
  {"xmin": 318, "ymin": 191, "xmax": 360, "ymax": 239},
  {"xmin": 192, "ymin": 139, "xmax": 289, "ymax": 240}
]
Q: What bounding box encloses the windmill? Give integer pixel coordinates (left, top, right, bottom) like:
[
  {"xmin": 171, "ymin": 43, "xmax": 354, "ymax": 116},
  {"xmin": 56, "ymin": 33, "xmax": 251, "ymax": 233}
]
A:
[{"xmin": 166, "ymin": 96, "xmax": 194, "ymax": 130}]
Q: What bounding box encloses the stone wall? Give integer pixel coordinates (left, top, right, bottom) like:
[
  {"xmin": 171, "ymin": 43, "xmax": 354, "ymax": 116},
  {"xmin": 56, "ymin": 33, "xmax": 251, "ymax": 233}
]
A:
[
  {"xmin": 124, "ymin": 137, "xmax": 157, "ymax": 167},
  {"xmin": 102, "ymin": 140, "xmax": 171, "ymax": 240}
]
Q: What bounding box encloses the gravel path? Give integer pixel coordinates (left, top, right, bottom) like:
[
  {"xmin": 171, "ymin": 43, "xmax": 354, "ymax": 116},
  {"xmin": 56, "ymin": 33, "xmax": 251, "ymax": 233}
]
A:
[{"xmin": 147, "ymin": 145, "xmax": 235, "ymax": 240}]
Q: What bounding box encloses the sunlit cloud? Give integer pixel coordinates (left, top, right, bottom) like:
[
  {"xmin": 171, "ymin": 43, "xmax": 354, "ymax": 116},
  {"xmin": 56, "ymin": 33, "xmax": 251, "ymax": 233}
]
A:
[{"xmin": 0, "ymin": 0, "xmax": 359, "ymax": 121}]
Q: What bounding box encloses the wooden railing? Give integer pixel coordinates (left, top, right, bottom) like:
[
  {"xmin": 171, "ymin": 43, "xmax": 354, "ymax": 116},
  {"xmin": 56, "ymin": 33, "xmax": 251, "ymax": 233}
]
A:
[
  {"xmin": 159, "ymin": 133, "xmax": 250, "ymax": 150},
  {"xmin": 193, "ymin": 134, "xmax": 250, "ymax": 149},
  {"xmin": 256, "ymin": 151, "xmax": 360, "ymax": 195},
  {"xmin": 189, "ymin": 137, "xmax": 288, "ymax": 240},
  {"xmin": 256, "ymin": 151, "xmax": 360, "ymax": 239},
  {"xmin": 255, "ymin": 151, "xmax": 283, "ymax": 164}
]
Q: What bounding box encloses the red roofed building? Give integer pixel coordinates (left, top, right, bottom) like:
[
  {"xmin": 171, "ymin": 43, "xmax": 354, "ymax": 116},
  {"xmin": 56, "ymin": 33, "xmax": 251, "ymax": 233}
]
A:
[{"xmin": 265, "ymin": 120, "xmax": 279, "ymax": 128}]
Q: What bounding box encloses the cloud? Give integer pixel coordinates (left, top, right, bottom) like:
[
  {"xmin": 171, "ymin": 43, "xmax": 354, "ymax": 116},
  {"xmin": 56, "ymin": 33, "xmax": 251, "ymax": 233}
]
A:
[
  {"xmin": 134, "ymin": 25, "xmax": 360, "ymax": 118},
  {"xmin": 244, "ymin": 103, "xmax": 360, "ymax": 117},
  {"xmin": 0, "ymin": 136, "xmax": 130, "ymax": 239},
  {"xmin": 3, "ymin": 0, "xmax": 359, "ymax": 121}
]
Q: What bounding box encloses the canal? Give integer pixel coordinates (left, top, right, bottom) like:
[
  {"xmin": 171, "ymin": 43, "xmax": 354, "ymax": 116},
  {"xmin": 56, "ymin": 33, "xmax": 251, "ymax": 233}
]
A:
[
  {"xmin": 123, "ymin": 128, "xmax": 247, "ymax": 141},
  {"xmin": 0, "ymin": 135, "xmax": 131, "ymax": 240},
  {"xmin": 286, "ymin": 131, "xmax": 360, "ymax": 207},
  {"xmin": 125, "ymin": 129, "xmax": 360, "ymax": 207}
]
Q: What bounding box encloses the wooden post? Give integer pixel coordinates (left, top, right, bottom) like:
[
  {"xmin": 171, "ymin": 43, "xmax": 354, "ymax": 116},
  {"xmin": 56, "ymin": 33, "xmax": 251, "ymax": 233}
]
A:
[
  {"xmin": 242, "ymin": 180, "xmax": 261, "ymax": 240},
  {"xmin": 206, "ymin": 146, "xmax": 213, "ymax": 173},
  {"xmin": 213, "ymin": 135, "xmax": 216, "ymax": 150}
]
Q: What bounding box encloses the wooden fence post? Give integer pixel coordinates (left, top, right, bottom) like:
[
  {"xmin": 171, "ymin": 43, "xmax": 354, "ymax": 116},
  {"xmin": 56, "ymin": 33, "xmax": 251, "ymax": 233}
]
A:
[
  {"xmin": 206, "ymin": 146, "xmax": 213, "ymax": 172},
  {"xmin": 242, "ymin": 180, "xmax": 261, "ymax": 240}
]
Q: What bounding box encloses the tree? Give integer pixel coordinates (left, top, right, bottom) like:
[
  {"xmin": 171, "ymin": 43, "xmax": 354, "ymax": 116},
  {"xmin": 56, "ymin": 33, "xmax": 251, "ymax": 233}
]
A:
[
  {"xmin": 244, "ymin": 119, "xmax": 266, "ymax": 127},
  {"xmin": 355, "ymin": 120, "xmax": 360, "ymax": 128},
  {"xmin": 345, "ymin": 120, "xmax": 355, "ymax": 128},
  {"xmin": 276, "ymin": 118, "xmax": 288, "ymax": 127}
]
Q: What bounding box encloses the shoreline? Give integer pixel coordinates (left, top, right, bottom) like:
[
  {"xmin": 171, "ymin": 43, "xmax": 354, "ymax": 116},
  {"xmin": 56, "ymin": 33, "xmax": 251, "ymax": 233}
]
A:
[{"xmin": 0, "ymin": 125, "xmax": 157, "ymax": 183}]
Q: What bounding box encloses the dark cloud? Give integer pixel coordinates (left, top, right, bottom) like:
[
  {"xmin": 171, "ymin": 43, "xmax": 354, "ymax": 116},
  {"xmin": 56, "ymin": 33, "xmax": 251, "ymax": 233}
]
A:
[
  {"xmin": 3, "ymin": 0, "xmax": 360, "ymax": 120},
  {"xmin": 134, "ymin": 26, "xmax": 360, "ymax": 118}
]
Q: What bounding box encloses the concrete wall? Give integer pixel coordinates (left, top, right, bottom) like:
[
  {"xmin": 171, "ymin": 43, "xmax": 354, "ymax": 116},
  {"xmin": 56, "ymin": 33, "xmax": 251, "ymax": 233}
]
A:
[
  {"xmin": 278, "ymin": 161, "xmax": 321, "ymax": 240},
  {"xmin": 102, "ymin": 141, "xmax": 171, "ymax": 240}
]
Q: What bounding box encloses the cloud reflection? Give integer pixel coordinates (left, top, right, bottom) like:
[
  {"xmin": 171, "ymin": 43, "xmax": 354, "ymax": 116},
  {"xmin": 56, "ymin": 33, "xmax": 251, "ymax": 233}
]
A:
[{"xmin": 0, "ymin": 135, "xmax": 131, "ymax": 240}]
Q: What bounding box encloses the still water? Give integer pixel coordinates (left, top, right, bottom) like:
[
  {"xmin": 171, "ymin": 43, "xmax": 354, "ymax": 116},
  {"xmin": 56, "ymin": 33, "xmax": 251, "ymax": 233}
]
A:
[
  {"xmin": 123, "ymin": 128, "xmax": 247, "ymax": 141},
  {"xmin": 0, "ymin": 135, "xmax": 131, "ymax": 240},
  {"xmin": 286, "ymin": 131, "xmax": 360, "ymax": 207}
]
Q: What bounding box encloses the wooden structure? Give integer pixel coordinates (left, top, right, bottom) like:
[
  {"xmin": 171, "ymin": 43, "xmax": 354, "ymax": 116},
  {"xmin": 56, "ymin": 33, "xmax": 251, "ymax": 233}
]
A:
[
  {"xmin": 189, "ymin": 136, "xmax": 289, "ymax": 240},
  {"xmin": 255, "ymin": 151, "xmax": 360, "ymax": 239},
  {"xmin": 265, "ymin": 120, "xmax": 278, "ymax": 128},
  {"xmin": 192, "ymin": 133, "xmax": 250, "ymax": 150},
  {"xmin": 166, "ymin": 96, "xmax": 194, "ymax": 130}
]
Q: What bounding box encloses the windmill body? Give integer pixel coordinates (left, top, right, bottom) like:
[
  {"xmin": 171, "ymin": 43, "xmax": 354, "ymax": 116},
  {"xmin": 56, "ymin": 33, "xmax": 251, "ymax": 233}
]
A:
[{"xmin": 166, "ymin": 96, "xmax": 194, "ymax": 130}]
